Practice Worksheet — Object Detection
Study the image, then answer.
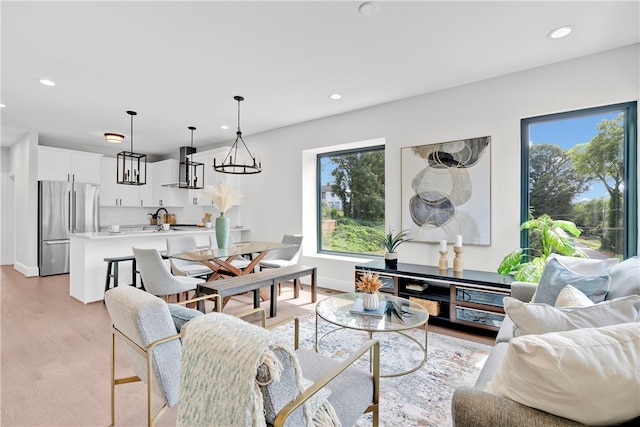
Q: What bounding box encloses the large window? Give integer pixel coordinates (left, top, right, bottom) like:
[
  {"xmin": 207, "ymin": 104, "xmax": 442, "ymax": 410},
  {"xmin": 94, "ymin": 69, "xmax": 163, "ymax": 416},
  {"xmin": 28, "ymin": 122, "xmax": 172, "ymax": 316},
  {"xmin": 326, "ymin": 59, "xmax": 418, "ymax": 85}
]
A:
[
  {"xmin": 521, "ymin": 102, "xmax": 637, "ymax": 259},
  {"xmin": 317, "ymin": 146, "xmax": 385, "ymax": 255}
]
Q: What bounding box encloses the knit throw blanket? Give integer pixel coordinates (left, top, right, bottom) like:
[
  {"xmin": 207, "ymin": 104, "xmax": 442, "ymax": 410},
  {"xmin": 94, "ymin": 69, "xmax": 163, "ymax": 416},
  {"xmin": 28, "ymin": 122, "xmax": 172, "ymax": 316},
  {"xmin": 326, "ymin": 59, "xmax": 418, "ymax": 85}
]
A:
[{"xmin": 177, "ymin": 313, "xmax": 340, "ymax": 427}]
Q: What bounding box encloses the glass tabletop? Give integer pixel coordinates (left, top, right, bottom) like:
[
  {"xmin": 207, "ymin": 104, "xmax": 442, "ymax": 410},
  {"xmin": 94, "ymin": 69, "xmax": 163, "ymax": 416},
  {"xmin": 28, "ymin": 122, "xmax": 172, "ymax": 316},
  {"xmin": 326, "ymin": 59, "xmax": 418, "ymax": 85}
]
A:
[
  {"xmin": 316, "ymin": 293, "xmax": 429, "ymax": 332},
  {"xmin": 169, "ymin": 241, "xmax": 289, "ymax": 261}
]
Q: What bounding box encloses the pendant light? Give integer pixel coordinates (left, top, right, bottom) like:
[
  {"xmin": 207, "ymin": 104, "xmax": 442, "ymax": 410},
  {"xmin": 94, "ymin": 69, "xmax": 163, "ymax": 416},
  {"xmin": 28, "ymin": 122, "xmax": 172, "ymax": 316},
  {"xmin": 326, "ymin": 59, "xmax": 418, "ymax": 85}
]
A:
[
  {"xmin": 213, "ymin": 95, "xmax": 262, "ymax": 174},
  {"xmin": 116, "ymin": 110, "xmax": 147, "ymax": 185},
  {"xmin": 179, "ymin": 126, "xmax": 204, "ymax": 189}
]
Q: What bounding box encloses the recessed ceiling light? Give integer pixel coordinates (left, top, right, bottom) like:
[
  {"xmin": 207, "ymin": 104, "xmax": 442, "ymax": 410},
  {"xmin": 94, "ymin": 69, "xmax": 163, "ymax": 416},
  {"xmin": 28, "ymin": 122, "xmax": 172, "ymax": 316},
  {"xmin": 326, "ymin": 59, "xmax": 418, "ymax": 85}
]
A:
[
  {"xmin": 358, "ymin": 2, "xmax": 378, "ymax": 16},
  {"xmin": 39, "ymin": 79, "xmax": 56, "ymax": 86},
  {"xmin": 220, "ymin": 125, "xmax": 229, "ymax": 130},
  {"xmin": 0, "ymin": 104, "xmax": 5, "ymax": 108},
  {"xmin": 547, "ymin": 26, "xmax": 574, "ymax": 40},
  {"xmin": 330, "ymin": 93, "xmax": 342, "ymax": 100}
]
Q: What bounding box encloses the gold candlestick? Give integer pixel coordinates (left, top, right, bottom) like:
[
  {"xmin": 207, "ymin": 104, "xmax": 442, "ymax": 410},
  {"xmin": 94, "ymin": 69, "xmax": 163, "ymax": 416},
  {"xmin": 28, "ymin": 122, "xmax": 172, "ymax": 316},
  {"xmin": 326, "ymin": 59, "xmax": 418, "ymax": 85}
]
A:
[
  {"xmin": 453, "ymin": 246, "xmax": 463, "ymax": 272},
  {"xmin": 439, "ymin": 250, "xmax": 448, "ymax": 271}
]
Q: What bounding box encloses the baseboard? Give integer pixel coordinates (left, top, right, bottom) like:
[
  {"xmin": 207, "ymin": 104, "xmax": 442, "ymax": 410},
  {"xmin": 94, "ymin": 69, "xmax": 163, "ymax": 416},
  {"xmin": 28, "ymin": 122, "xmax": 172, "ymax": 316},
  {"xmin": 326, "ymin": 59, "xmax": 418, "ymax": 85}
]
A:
[{"xmin": 14, "ymin": 262, "xmax": 39, "ymax": 277}]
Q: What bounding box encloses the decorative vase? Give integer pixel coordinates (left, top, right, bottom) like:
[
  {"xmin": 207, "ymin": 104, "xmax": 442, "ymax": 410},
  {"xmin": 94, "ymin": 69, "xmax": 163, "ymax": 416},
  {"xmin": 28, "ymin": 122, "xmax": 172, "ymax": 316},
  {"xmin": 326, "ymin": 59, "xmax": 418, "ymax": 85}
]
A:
[
  {"xmin": 362, "ymin": 292, "xmax": 380, "ymax": 311},
  {"xmin": 215, "ymin": 213, "xmax": 230, "ymax": 249},
  {"xmin": 384, "ymin": 252, "xmax": 398, "ymax": 269}
]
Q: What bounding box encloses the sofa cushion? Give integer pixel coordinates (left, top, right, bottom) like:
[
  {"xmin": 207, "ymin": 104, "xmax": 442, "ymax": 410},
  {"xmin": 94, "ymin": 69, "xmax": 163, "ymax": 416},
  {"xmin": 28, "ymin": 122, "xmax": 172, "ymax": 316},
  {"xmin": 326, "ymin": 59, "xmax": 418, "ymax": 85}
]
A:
[
  {"xmin": 554, "ymin": 284, "xmax": 594, "ymax": 308},
  {"xmin": 532, "ymin": 255, "xmax": 615, "ymax": 305},
  {"xmin": 257, "ymin": 348, "xmax": 332, "ymax": 427},
  {"xmin": 607, "ymin": 256, "xmax": 640, "ymax": 300},
  {"xmin": 504, "ymin": 295, "xmax": 640, "ymax": 337},
  {"xmin": 297, "ymin": 348, "xmax": 373, "ymax": 427},
  {"xmin": 473, "ymin": 341, "xmax": 508, "ymax": 390},
  {"xmin": 485, "ymin": 322, "xmax": 640, "ymax": 426}
]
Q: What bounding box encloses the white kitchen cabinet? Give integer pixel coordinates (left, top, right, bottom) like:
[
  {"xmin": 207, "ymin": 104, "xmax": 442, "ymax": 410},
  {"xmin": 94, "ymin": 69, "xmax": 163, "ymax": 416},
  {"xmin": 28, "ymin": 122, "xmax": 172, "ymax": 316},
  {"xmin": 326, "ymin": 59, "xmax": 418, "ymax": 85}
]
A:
[
  {"xmin": 151, "ymin": 160, "xmax": 186, "ymax": 207},
  {"xmin": 38, "ymin": 146, "xmax": 102, "ymax": 184},
  {"xmin": 100, "ymin": 157, "xmax": 152, "ymax": 207},
  {"xmin": 138, "ymin": 166, "xmax": 153, "ymax": 207}
]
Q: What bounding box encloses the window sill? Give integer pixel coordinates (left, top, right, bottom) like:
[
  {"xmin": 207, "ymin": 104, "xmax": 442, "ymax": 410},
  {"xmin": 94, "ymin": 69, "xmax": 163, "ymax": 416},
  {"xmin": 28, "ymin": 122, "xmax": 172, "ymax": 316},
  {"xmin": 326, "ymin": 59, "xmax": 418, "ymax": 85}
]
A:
[{"xmin": 305, "ymin": 252, "xmax": 379, "ymax": 264}]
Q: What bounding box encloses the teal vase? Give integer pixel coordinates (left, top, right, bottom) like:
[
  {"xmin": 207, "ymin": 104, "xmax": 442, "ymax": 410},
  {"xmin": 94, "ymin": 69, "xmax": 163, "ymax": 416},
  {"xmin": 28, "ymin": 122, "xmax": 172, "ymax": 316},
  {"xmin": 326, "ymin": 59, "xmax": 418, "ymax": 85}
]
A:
[{"xmin": 215, "ymin": 214, "xmax": 230, "ymax": 249}]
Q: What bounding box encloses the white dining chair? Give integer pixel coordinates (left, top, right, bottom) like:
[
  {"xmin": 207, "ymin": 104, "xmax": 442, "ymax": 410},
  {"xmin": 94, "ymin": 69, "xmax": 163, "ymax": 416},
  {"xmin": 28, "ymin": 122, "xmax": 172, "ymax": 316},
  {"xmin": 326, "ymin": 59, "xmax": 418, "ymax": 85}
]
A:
[
  {"xmin": 259, "ymin": 234, "xmax": 304, "ymax": 294},
  {"xmin": 166, "ymin": 236, "xmax": 213, "ymax": 279},
  {"xmin": 133, "ymin": 247, "xmax": 204, "ymax": 301}
]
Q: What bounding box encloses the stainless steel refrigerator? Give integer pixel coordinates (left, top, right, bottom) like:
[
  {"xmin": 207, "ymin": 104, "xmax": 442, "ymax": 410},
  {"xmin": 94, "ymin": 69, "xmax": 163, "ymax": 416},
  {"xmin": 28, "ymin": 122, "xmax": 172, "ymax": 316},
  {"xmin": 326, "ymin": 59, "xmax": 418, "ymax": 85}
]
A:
[{"xmin": 38, "ymin": 180, "xmax": 100, "ymax": 276}]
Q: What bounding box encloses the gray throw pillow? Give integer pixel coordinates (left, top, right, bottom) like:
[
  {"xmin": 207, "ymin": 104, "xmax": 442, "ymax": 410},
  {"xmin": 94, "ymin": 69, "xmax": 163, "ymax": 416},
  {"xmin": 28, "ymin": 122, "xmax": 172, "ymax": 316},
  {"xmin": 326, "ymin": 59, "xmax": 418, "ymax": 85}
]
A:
[
  {"xmin": 607, "ymin": 256, "xmax": 640, "ymax": 300},
  {"xmin": 532, "ymin": 255, "xmax": 612, "ymax": 305},
  {"xmin": 167, "ymin": 304, "xmax": 203, "ymax": 332}
]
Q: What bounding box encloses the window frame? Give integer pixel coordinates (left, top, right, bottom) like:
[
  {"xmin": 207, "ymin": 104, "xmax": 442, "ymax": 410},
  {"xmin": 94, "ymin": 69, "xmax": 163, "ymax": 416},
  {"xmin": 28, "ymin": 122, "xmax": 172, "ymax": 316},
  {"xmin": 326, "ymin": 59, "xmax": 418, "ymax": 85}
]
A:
[
  {"xmin": 316, "ymin": 144, "xmax": 385, "ymax": 256},
  {"xmin": 520, "ymin": 101, "xmax": 637, "ymax": 258}
]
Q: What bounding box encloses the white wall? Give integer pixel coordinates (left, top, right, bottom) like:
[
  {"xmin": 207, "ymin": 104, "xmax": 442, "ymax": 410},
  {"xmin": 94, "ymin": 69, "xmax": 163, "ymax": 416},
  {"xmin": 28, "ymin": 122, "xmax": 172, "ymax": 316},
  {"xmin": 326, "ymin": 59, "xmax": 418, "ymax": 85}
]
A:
[
  {"xmin": 8, "ymin": 132, "xmax": 39, "ymax": 276},
  {"xmin": 4, "ymin": 45, "xmax": 638, "ymax": 283},
  {"xmin": 240, "ymin": 44, "xmax": 640, "ymax": 292},
  {"xmin": 0, "ymin": 147, "xmax": 15, "ymax": 265}
]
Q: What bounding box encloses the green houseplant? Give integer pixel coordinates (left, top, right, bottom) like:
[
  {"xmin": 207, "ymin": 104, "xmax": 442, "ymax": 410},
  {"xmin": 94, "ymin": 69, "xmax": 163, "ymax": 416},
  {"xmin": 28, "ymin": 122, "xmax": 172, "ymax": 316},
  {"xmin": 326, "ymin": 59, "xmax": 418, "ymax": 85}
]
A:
[
  {"xmin": 377, "ymin": 229, "xmax": 411, "ymax": 268},
  {"xmin": 497, "ymin": 214, "xmax": 587, "ymax": 282}
]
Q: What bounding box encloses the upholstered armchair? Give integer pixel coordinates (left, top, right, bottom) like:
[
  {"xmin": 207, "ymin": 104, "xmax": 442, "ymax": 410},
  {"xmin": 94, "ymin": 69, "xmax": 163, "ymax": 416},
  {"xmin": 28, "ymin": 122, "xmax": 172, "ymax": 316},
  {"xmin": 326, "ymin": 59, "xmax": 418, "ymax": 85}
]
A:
[
  {"xmin": 104, "ymin": 285, "xmax": 220, "ymax": 427},
  {"xmin": 178, "ymin": 312, "xmax": 380, "ymax": 427}
]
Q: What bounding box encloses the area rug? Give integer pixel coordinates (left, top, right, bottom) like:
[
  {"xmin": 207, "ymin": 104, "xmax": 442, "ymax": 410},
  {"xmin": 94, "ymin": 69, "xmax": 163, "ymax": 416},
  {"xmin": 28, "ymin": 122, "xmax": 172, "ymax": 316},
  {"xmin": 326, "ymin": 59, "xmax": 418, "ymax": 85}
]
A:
[{"xmin": 271, "ymin": 313, "xmax": 491, "ymax": 427}]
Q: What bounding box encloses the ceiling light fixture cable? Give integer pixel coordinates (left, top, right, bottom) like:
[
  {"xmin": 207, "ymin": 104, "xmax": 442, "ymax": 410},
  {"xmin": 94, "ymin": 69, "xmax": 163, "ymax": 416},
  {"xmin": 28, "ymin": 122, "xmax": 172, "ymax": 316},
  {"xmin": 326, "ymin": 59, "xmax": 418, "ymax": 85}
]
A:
[{"xmin": 213, "ymin": 95, "xmax": 262, "ymax": 175}]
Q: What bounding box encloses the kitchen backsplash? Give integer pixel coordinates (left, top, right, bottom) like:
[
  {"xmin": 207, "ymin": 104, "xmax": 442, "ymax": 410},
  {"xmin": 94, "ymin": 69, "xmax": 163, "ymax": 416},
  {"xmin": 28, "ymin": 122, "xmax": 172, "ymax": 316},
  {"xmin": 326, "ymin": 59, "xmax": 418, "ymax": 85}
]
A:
[{"xmin": 100, "ymin": 205, "xmax": 242, "ymax": 227}]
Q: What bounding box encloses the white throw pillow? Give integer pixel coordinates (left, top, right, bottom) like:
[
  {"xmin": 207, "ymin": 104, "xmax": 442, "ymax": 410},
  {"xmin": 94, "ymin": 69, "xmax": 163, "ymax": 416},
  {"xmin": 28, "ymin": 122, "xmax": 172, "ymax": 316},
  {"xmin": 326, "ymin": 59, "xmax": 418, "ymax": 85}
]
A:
[
  {"xmin": 554, "ymin": 285, "xmax": 594, "ymax": 308},
  {"xmin": 504, "ymin": 295, "xmax": 640, "ymax": 336},
  {"xmin": 485, "ymin": 323, "xmax": 640, "ymax": 426}
]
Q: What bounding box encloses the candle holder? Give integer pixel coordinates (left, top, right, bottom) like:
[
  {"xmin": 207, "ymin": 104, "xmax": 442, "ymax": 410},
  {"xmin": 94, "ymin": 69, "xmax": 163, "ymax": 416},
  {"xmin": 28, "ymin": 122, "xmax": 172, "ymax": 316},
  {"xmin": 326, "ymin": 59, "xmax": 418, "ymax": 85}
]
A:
[
  {"xmin": 438, "ymin": 250, "xmax": 448, "ymax": 271},
  {"xmin": 453, "ymin": 246, "xmax": 463, "ymax": 272}
]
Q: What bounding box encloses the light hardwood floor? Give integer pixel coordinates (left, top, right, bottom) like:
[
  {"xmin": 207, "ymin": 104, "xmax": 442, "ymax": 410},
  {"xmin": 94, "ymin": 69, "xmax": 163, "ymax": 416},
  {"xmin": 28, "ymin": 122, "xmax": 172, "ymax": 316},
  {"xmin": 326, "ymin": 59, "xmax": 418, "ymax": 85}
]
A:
[{"xmin": 0, "ymin": 265, "xmax": 493, "ymax": 426}]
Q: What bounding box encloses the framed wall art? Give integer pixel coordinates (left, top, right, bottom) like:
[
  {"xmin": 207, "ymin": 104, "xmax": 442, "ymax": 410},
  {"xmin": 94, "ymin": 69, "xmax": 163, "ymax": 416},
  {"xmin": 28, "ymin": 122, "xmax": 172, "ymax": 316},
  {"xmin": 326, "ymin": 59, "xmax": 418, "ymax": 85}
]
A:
[{"xmin": 401, "ymin": 136, "xmax": 491, "ymax": 245}]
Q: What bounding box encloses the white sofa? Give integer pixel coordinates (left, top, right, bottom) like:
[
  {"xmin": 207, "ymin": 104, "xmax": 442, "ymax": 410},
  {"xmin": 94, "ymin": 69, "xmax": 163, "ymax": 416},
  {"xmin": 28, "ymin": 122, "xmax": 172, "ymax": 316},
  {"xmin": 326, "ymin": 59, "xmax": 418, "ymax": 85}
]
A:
[{"xmin": 452, "ymin": 256, "xmax": 640, "ymax": 427}]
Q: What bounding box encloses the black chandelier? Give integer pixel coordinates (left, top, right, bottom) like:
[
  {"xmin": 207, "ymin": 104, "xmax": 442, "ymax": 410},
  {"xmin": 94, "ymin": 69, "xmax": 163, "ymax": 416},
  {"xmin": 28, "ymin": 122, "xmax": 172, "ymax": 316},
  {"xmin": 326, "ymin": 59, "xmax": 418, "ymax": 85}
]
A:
[
  {"xmin": 116, "ymin": 111, "xmax": 147, "ymax": 185},
  {"xmin": 213, "ymin": 95, "xmax": 262, "ymax": 175},
  {"xmin": 179, "ymin": 126, "xmax": 204, "ymax": 189}
]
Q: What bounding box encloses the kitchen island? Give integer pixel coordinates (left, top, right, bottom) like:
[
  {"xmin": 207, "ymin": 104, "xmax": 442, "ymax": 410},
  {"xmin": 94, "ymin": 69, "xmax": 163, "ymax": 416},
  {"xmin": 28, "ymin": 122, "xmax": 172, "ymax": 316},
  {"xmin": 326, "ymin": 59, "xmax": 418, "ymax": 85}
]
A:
[{"xmin": 70, "ymin": 227, "xmax": 249, "ymax": 303}]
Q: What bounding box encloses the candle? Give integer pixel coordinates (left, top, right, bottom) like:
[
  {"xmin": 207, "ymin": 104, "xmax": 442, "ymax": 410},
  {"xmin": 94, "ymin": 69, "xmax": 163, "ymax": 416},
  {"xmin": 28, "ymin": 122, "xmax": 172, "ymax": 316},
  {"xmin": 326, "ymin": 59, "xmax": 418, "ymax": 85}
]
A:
[
  {"xmin": 455, "ymin": 235, "xmax": 463, "ymax": 247},
  {"xmin": 440, "ymin": 240, "xmax": 447, "ymax": 252}
]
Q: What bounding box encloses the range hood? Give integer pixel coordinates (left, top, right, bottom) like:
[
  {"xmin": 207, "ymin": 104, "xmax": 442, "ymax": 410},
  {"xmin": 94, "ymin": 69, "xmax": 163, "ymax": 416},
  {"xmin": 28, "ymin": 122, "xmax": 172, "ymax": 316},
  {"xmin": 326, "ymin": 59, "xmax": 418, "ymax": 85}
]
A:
[{"xmin": 162, "ymin": 146, "xmax": 204, "ymax": 189}]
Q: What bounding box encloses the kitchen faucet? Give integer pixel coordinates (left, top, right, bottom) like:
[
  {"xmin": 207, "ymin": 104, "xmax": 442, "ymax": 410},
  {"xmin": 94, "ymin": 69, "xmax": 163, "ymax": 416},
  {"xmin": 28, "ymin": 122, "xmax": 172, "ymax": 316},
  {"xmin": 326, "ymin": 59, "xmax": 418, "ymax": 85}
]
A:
[{"xmin": 155, "ymin": 208, "xmax": 169, "ymax": 229}]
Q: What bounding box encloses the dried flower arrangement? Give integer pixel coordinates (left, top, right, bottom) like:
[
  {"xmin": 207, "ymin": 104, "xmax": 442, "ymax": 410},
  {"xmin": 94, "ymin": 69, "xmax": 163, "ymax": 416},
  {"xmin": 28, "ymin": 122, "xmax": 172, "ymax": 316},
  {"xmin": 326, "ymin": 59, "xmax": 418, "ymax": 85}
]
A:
[
  {"xmin": 200, "ymin": 181, "xmax": 244, "ymax": 214},
  {"xmin": 356, "ymin": 271, "xmax": 383, "ymax": 294}
]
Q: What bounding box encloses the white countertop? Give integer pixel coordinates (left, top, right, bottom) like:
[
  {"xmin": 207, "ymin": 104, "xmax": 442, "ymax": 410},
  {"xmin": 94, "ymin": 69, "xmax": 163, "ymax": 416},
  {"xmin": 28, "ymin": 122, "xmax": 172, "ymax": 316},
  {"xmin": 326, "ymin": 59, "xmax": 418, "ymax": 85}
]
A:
[{"xmin": 72, "ymin": 227, "xmax": 248, "ymax": 240}]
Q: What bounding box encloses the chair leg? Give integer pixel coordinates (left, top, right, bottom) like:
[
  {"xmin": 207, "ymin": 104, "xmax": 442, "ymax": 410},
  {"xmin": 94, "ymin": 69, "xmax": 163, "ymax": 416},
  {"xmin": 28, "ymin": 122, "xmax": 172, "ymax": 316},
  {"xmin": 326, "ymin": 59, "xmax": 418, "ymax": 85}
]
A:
[{"xmin": 111, "ymin": 332, "xmax": 116, "ymax": 426}]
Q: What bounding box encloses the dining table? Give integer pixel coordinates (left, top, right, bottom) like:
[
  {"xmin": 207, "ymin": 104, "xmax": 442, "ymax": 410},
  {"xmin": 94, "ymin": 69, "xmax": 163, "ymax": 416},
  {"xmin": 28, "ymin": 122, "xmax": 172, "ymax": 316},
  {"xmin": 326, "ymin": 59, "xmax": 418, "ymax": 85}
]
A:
[{"xmin": 168, "ymin": 241, "xmax": 292, "ymax": 301}]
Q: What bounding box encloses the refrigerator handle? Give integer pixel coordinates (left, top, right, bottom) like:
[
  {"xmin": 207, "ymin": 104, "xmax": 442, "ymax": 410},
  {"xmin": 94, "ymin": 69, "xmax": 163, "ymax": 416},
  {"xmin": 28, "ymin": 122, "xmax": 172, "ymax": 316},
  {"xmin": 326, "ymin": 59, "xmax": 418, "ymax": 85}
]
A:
[
  {"xmin": 72, "ymin": 190, "xmax": 77, "ymax": 233},
  {"xmin": 67, "ymin": 190, "xmax": 72, "ymax": 232}
]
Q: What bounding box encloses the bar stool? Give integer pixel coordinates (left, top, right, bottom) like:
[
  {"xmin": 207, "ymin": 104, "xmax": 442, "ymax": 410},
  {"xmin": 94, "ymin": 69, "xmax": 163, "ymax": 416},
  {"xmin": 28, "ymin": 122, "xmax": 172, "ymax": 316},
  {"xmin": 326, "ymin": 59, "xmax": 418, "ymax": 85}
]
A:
[{"xmin": 104, "ymin": 255, "xmax": 139, "ymax": 297}]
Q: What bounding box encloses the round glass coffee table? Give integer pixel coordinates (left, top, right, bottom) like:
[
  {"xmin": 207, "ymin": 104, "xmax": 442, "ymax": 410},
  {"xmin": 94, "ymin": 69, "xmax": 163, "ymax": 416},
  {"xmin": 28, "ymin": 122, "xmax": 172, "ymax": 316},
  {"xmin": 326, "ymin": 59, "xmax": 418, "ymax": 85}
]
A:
[{"xmin": 315, "ymin": 293, "xmax": 429, "ymax": 377}]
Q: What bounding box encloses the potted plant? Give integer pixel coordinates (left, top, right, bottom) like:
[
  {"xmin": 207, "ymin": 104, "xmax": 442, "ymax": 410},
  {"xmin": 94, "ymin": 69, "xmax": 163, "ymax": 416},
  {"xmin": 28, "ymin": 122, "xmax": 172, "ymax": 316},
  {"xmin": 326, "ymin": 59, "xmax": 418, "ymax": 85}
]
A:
[
  {"xmin": 355, "ymin": 271, "xmax": 383, "ymax": 310},
  {"xmin": 497, "ymin": 214, "xmax": 587, "ymax": 282},
  {"xmin": 377, "ymin": 229, "xmax": 411, "ymax": 269}
]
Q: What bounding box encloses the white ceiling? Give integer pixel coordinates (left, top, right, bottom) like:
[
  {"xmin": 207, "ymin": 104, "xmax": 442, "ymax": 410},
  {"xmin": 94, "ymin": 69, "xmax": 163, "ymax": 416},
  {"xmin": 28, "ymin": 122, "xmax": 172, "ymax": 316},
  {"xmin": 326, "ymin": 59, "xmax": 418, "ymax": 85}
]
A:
[{"xmin": 2, "ymin": 1, "xmax": 639, "ymax": 159}]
